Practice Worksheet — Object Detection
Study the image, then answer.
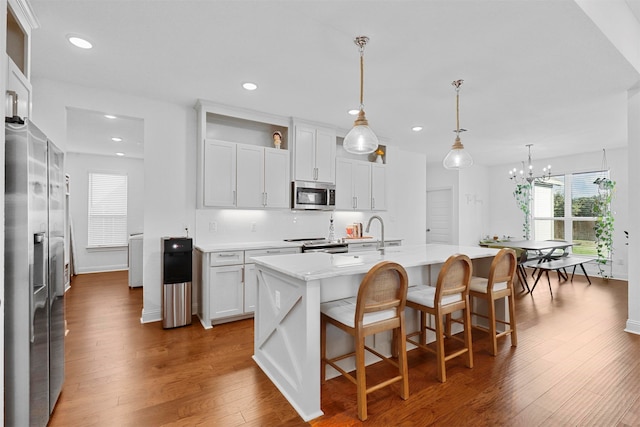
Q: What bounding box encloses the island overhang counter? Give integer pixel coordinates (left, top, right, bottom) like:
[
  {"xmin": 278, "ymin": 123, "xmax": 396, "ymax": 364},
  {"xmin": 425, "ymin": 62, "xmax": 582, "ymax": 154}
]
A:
[{"xmin": 250, "ymin": 243, "xmax": 501, "ymax": 422}]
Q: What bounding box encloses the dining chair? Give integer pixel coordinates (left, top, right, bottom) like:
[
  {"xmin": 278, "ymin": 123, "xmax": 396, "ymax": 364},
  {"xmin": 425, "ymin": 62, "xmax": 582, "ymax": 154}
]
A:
[
  {"xmin": 469, "ymin": 248, "xmax": 518, "ymax": 356},
  {"xmin": 405, "ymin": 254, "xmax": 473, "ymax": 383},
  {"xmin": 320, "ymin": 261, "xmax": 410, "ymax": 421}
]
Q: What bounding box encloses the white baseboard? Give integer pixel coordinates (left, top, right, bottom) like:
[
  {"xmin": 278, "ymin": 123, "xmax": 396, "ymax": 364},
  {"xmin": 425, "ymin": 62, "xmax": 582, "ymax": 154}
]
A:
[
  {"xmin": 140, "ymin": 307, "xmax": 161, "ymax": 324},
  {"xmin": 76, "ymin": 265, "xmax": 128, "ymax": 274},
  {"xmin": 625, "ymin": 319, "xmax": 640, "ymax": 335}
]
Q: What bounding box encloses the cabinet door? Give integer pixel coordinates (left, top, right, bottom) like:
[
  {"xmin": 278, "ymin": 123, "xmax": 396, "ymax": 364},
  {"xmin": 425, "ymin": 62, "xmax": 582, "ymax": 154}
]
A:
[
  {"xmin": 264, "ymin": 148, "xmax": 290, "ymax": 208},
  {"xmin": 353, "ymin": 161, "xmax": 372, "ymax": 210},
  {"xmin": 203, "ymin": 139, "xmax": 236, "ymax": 207},
  {"xmin": 244, "ymin": 263, "xmax": 257, "ymax": 313},
  {"xmin": 209, "ymin": 265, "xmax": 244, "ymax": 319},
  {"xmin": 371, "ymin": 163, "xmax": 387, "ymax": 211},
  {"xmin": 314, "ymin": 127, "xmax": 336, "ymax": 183},
  {"xmin": 236, "ymin": 144, "xmax": 265, "ymax": 208},
  {"xmin": 335, "ymin": 158, "xmax": 354, "ymax": 210},
  {"xmin": 294, "ymin": 126, "xmax": 316, "ymax": 182}
]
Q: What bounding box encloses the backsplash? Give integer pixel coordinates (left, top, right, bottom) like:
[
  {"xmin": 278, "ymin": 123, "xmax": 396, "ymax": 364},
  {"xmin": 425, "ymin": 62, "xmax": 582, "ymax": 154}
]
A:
[{"xmin": 194, "ymin": 209, "xmax": 390, "ymax": 245}]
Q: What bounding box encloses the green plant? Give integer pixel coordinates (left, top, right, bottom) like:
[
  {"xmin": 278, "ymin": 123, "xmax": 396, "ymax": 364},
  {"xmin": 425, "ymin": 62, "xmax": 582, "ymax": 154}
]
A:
[
  {"xmin": 593, "ymin": 177, "xmax": 615, "ymax": 278},
  {"xmin": 513, "ymin": 182, "xmax": 532, "ymax": 239}
]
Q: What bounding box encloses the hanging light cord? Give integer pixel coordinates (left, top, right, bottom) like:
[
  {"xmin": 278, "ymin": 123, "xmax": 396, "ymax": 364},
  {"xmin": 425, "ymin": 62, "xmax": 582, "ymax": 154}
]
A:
[{"xmin": 452, "ymin": 79, "xmax": 464, "ymax": 137}]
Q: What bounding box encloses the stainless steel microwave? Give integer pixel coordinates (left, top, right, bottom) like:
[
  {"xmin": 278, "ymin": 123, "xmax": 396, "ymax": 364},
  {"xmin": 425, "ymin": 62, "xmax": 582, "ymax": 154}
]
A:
[{"xmin": 291, "ymin": 181, "xmax": 336, "ymax": 210}]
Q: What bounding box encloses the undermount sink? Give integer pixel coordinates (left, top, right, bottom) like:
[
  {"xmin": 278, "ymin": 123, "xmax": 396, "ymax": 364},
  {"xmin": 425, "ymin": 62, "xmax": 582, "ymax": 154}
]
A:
[{"xmin": 332, "ymin": 251, "xmax": 383, "ymax": 267}]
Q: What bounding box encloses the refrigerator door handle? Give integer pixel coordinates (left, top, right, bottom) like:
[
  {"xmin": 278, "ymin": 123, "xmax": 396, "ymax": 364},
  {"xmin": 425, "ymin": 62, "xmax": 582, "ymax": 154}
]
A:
[{"xmin": 31, "ymin": 232, "xmax": 47, "ymax": 343}]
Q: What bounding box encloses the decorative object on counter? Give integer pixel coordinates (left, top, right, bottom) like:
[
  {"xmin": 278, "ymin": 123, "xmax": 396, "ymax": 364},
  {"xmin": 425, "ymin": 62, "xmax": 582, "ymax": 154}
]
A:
[
  {"xmin": 375, "ymin": 147, "xmax": 384, "ymax": 164},
  {"xmin": 272, "ymin": 131, "xmax": 282, "ymax": 149},
  {"xmin": 593, "ymin": 148, "xmax": 615, "ymax": 279},
  {"xmin": 328, "ymin": 214, "xmax": 335, "ymax": 241},
  {"xmin": 343, "ymin": 36, "xmax": 379, "ymax": 155},
  {"xmin": 443, "ymin": 79, "xmax": 473, "ymax": 170},
  {"xmin": 509, "ymin": 144, "xmax": 551, "ymax": 184},
  {"xmin": 346, "ymin": 224, "xmax": 354, "ymax": 238}
]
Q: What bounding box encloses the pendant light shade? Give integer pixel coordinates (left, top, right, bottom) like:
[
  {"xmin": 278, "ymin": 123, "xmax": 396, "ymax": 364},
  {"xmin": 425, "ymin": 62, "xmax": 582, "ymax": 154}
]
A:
[
  {"xmin": 443, "ymin": 79, "xmax": 473, "ymax": 170},
  {"xmin": 343, "ymin": 36, "xmax": 379, "ymax": 155}
]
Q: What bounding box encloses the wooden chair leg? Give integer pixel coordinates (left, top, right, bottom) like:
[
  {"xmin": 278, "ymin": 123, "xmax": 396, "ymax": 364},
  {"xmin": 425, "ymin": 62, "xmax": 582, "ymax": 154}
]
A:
[
  {"xmin": 320, "ymin": 316, "xmax": 327, "ymax": 383},
  {"xmin": 464, "ymin": 301, "xmax": 474, "ymax": 368},
  {"xmin": 508, "ymin": 293, "xmax": 518, "ymax": 347},
  {"xmin": 397, "ymin": 321, "xmax": 409, "ymax": 400},
  {"xmin": 488, "ymin": 296, "xmax": 498, "ymax": 356},
  {"xmin": 420, "ymin": 311, "xmax": 427, "ymax": 345},
  {"xmin": 355, "ymin": 333, "xmax": 367, "ymax": 421},
  {"xmin": 391, "ymin": 328, "xmax": 398, "ymax": 358},
  {"xmin": 445, "ymin": 313, "xmax": 452, "ymax": 338},
  {"xmin": 435, "ymin": 312, "xmax": 447, "ymax": 383}
]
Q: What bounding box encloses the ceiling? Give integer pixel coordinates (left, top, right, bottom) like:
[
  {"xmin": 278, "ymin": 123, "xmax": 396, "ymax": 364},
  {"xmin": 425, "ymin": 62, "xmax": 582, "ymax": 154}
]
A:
[{"xmin": 29, "ymin": 0, "xmax": 640, "ymax": 166}]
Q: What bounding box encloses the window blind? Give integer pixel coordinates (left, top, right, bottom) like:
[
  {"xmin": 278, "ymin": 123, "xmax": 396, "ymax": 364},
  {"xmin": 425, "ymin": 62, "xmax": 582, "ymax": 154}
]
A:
[{"xmin": 88, "ymin": 172, "xmax": 128, "ymax": 247}]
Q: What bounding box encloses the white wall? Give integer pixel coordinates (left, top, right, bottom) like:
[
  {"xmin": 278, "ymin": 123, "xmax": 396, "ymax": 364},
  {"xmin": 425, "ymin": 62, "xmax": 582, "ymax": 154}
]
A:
[
  {"xmin": 488, "ymin": 147, "xmax": 629, "ymax": 279},
  {"xmin": 31, "ymin": 78, "xmax": 196, "ymax": 323},
  {"xmin": 1, "ymin": 0, "xmax": 7, "ymax": 418},
  {"xmin": 426, "ymin": 163, "xmax": 460, "ymax": 244},
  {"xmin": 459, "ymin": 164, "xmax": 491, "ymax": 246},
  {"xmin": 66, "ymin": 152, "xmax": 144, "ymax": 273}
]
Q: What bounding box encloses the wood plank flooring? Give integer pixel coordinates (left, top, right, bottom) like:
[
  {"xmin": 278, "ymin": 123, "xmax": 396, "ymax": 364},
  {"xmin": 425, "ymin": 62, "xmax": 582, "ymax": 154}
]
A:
[{"xmin": 49, "ymin": 270, "xmax": 640, "ymax": 426}]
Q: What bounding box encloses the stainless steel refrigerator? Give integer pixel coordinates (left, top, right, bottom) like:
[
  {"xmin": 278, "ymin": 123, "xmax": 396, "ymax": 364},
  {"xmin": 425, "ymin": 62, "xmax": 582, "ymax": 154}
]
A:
[{"xmin": 5, "ymin": 120, "xmax": 65, "ymax": 426}]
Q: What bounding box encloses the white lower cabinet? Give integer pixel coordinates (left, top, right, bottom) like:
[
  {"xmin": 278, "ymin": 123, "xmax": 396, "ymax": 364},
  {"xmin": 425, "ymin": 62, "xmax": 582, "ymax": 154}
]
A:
[
  {"xmin": 203, "ymin": 246, "xmax": 301, "ymax": 326},
  {"xmin": 209, "ymin": 264, "xmax": 244, "ymax": 319}
]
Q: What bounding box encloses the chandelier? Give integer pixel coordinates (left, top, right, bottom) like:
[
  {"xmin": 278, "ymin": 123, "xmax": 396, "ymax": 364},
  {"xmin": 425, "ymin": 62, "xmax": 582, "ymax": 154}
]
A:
[
  {"xmin": 442, "ymin": 79, "xmax": 473, "ymax": 170},
  {"xmin": 343, "ymin": 36, "xmax": 379, "ymax": 155},
  {"xmin": 509, "ymin": 144, "xmax": 551, "ymax": 184}
]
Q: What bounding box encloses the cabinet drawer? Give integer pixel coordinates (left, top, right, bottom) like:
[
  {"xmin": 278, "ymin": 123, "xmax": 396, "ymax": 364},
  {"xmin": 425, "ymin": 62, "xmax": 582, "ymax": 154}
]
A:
[
  {"xmin": 209, "ymin": 251, "xmax": 244, "ymax": 266},
  {"xmin": 245, "ymin": 247, "xmax": 301, "ymax": 261},
  {"xmin": 348, "ymin": 242, "xmax": 379, "ymax": 252},
  {"xmin": 386, "ymin": 240, "xmax": 402, "ymax": 247}
]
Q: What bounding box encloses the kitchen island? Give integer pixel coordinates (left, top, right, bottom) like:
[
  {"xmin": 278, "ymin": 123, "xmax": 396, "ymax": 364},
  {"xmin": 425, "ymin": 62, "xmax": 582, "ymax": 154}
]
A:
[{"xmin": 251, "ymin": 243, "xmax": 500, "ymax": 421}]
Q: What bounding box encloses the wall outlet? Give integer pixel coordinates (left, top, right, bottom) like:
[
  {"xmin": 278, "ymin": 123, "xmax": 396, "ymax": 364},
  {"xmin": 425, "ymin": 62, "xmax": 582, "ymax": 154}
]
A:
[
  {"xmin": 275, "ymin": 290, "xmax": 281, "ymax": 309},
  {"xmin": 251, "ymin": 222, "xmax": 257, "ymax": 232},
  {"xmin": 209, "ymin": 221, "xmax": 217, "ymax": 232}
]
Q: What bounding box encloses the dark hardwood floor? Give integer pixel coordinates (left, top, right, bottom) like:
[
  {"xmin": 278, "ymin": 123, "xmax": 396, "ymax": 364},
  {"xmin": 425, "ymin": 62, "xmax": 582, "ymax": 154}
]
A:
[{"xmin": 49, "ymin": 270, "xmax": 640, "ymax": 426}]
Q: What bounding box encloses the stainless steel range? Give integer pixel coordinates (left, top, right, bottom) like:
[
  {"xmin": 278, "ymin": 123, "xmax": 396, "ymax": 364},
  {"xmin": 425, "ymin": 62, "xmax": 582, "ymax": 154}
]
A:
[{"xmin": 284, "ymin": 237, "xmax": 348, "ymax": 254}]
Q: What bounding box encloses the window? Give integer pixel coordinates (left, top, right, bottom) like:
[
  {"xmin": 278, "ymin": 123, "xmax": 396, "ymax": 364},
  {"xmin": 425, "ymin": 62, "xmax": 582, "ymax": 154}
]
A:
[
  {"xmin": 88, "ymin": 172, "xmax": 128, "ymax": 247},
  {"xmin": 533, "ymin": 170, "xmax": 608, "ymax": 256}
]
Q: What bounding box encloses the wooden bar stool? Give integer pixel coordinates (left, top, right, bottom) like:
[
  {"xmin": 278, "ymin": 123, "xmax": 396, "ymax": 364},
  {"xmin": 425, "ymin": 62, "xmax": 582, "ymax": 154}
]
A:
[
  {"xmin": 469, "ymin": 248, "xmax": 518, "ymax": 356},
  {"xmin": 320, "ymin": 261, "xmax": 409, "ymax": 421},
  {"xmin": 406, "ymin": 254, "xmax": 473, "ymax": 383}
]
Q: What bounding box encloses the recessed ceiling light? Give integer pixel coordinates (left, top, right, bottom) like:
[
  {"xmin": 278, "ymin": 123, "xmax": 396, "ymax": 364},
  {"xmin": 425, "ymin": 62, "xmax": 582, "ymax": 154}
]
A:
[
  {"xmin": 115, "ymin": 152, "xmax": 125, "ymax": 157},
  {"xmin": 67, "ymin": 35, "xmax": 93, "ymax": 49},
  {"xmin": 412, "ymin": 126, "xmax": 423, "ymax": 132},
  {"xmin": 242, "ymin": 82, "xmax": 258, "ymax": 91},
  {"xmin": 348, "ymin": 109, "xmax": 359, "ymax": 116},
  {"xmin": 111, "ymin": 137, "xmax": 123, "ymax": 142},
  {"xmin": 104, "ymin": 114, "xmax": 117, "ymax": 119}
]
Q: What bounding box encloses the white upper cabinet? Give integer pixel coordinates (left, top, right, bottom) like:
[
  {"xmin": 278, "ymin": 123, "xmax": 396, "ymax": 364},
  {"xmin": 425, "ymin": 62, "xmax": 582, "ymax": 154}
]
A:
[
  {"xmin": 203, "ymin": 139, "xmax": 237, "ymax": 207},
  {"xmin": 196, "ymin": 100, "xmax": 290, "ymax": 209},
  {"xmin": 237, "ymin": 145, "xmax": 265, "ymax": 208},
  {"xmin": 335, "ymin": 158, "xmax": 386, "ymax": 211},
  {"xmin": 263, "ymin": 148, "xmax": 290, "ymax": 208},
  {"xmin": 293, "ymin": 124, "xmax": 336, "ymax": 183},
  {"xmin": 371, "ymin": 163, "xmax": 387, "ymax": 211}
]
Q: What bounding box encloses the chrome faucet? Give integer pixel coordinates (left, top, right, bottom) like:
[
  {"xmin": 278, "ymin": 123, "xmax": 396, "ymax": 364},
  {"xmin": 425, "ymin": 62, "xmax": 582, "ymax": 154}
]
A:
[{"xmin": 365, "ymin": 215, "xmax": 385, "ymax": 254}]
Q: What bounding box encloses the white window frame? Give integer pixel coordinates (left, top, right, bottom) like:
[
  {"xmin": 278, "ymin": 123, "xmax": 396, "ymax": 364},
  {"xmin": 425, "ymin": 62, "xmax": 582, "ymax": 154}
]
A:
[{"xmin": 87, "ymin": 172, "xmax": 128, "ymax": 249}]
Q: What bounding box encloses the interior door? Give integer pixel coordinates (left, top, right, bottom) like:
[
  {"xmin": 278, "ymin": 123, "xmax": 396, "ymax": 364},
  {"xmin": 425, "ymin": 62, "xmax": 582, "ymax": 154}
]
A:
[{"xmin": 426, "ymin": 188, "xmax": 452, "ymax": 244}]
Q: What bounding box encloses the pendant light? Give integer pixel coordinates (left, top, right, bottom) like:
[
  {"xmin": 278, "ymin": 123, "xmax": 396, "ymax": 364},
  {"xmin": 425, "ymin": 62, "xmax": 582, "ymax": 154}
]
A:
[
  {"xmin": 343, "ymin": 36, "xmax": 379, "ymax": 155},
  {"xmin": 443, "ymin": 79, "xmax": 473, "ymax": 169}
]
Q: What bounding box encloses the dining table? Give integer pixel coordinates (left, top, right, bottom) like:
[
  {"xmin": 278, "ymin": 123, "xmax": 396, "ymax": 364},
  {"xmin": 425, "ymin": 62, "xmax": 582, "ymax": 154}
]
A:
[{"xmin": 486, "ymin": 240, "xmax": 574, "ymax": 293}]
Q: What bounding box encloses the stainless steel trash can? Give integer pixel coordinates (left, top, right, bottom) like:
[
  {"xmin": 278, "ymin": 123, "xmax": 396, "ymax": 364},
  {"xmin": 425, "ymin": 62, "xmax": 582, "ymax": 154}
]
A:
[{"xmin": 161, "ymin": 237, "xmax": 193, "ymax": 328}]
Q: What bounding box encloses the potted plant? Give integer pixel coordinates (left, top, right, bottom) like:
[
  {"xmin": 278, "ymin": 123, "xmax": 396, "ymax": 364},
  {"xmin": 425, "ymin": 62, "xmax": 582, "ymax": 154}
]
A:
[
  {"xmin": 513, "ymin": 182, "xmax": 532, "ymax": 239},
  {"xmin": 593, "ymin": 177, "xmax": 615, "ymax": 278}
]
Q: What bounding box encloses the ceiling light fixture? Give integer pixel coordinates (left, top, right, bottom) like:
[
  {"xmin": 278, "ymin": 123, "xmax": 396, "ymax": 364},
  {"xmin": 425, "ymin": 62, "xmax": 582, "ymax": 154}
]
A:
[
  {"xmin": 67, "ymin": 35, "xmax": 93, "ymax": 49},
  {"xmin": 442, "ymin": 79, "xmax": 473, "ymax": 170},
  {"xmin": 343, "ymin": 36, "xmax": 379, "ymax": 155},
  {"xmin": 242, "ymin": 82, "xmax": 258, "ymax": 91},
  {"xmin": 348, "ymin": 109, "xmax": 359, "ymax": 116},
  {"xmin": 509, "ymin": 144, "xmax": 551, "ymax": 184},
  {"xmin": 115, "ymin": 152, "xmax": 125, "ymax": 157},
  {"xmin": 412, "ymin": 126, "xmax": 423, "ymax": 132},
  {"xmin": 104, "ymin": 114, "xmax": 117, "ymax": 119},
  {"xmin": 111, "ymin": 137, "xmax": 123, "ymax": 142}
]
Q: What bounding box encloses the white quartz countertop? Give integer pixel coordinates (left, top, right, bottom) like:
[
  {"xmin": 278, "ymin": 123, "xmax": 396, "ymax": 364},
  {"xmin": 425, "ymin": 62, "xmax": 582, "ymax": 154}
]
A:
[
  {"xmin": 252, "ymin": 243, "xmax": 500, "ymax": 281},
  {"xmin": 195, "ymin": 240, "xmax": 302, "ymax": 252}
]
